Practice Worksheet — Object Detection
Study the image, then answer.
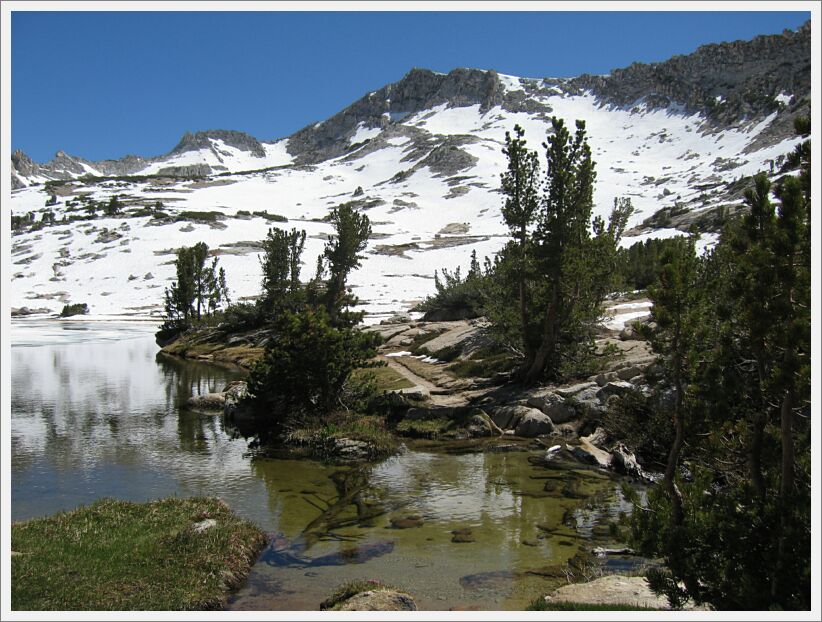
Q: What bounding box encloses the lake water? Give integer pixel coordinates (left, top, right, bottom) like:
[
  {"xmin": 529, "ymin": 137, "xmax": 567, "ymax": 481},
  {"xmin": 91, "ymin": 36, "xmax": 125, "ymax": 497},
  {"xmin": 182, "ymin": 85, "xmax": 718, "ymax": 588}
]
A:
[{"xmin": 10, "ymin": 320, "xmax": 637, "ymax": 610}]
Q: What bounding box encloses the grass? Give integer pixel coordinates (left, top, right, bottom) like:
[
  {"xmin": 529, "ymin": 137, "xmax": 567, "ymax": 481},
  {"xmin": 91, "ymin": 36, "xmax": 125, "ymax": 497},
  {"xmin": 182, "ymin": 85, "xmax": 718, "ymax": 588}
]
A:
[
  {"xmin": 11, "ymin": 497, "xmax": 267, "ymax": 611},
  {"xmin": 395, "ymin": 417, "xmax": 452, "ymax": 439},
  {"xmin": 289, "ymin": 413, "xmax": 398, "ymax": 461},
  {"xmin": 446, "ymin": 346, "xmax": 516, "ymax": 379},
  {"xmin": 527, "ymin": 598, "xmax": 659, "ymax": 611},
  {"xmin": 351, "ymin": 365, "xmax": 413, "ymax": 391}
]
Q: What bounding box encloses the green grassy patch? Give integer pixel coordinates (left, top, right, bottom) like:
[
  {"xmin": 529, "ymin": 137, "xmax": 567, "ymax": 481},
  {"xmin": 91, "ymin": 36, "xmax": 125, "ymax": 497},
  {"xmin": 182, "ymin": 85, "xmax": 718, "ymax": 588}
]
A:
[
  {"xmin": 351, "ymin": 366, "xmax": 413, "ymax": 391},
  {"xmin": 395, "ymin": 417, "xmax": 453, "ymax": 439},
  {"xmin": 11, "ymin": 497, "xmax": 267, "ymax": 611},
  {"xmin": 430, "ymin": 343, "xmax": 462, "ymax": 362},
  {"xmin": 526, "ymin": 598, "xmax": 659, "ymax": 611},
  {"xmin": 446, "ymin": 346, "xmax": 516, "ymax": 379},
  {"xmin": 289, "ymin": 413, "xmax": 398, "ymax": 461}
]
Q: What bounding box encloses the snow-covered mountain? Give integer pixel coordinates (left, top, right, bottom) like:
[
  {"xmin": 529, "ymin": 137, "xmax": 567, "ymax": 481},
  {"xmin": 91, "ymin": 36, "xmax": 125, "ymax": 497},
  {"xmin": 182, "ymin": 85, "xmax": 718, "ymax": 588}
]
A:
[{"xmin": 9, "ymin": 22, "xmax": 811, "ymax": 322}]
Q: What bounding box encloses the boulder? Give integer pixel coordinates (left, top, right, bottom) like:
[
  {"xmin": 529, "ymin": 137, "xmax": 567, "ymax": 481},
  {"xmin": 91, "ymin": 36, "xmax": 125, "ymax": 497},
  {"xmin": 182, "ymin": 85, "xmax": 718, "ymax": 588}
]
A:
[
  {"xmin": 615, "ymin": 365, "xmax": 644, "ymax": 381},
  {"xmin": 224, "ymin": 381, "xmax": 252, "ymax": 421},
  {"xmin": 555, "ymin": 381, "xmax": 598, "ymax": 399},
  {"xmin": 333, "ymin": 438, "xmax": 371, "ymax": 460},
  {"xmin": 611, "ymin": 442, "xmax": 645, "ymax": 479},
  {"xmin": 545, "ymin": 575, "xmax": 673, "ymax": 610},
  {"xmin": 185, "ymin": 392, "xmax": 225, "ymax": 411},
  {"xmin": 526, "ymin": 391, "xmax": 577, "ymax": 423},
  {"xmin": 488, "ymin": 405, "xmax": 530, "ymax": 430},
  {"xmin": 336, "ymin": 590, "xmax": 417, "ymax": 611},
  {"xmin": 465, "ymin": 412, "xmax": 494, "ymax": 438},
  {"xmin": 596, "ymin": 381, "xmax": 634, "ymax": 401},
  {"xmin": 514, "ymin": 410, "xmax": 555, "ymax": 437},
  {"xmin": 568, "ymin": 386, "xmax": 605, "ymax": 415},
  {"xmin": 571, "ymin": 438, "xmax": 612, "ymax": 469},
  {"xmin": 582, "ymin": 427, "xmax": 609, "ymax": 447},
  {"xmin": 381, "ymin": 312, "xmax": 412, "ymax": 325}
]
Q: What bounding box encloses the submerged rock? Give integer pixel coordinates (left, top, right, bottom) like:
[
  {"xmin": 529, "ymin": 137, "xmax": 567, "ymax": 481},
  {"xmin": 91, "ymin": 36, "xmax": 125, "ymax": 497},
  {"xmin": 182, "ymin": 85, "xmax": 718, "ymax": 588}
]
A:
[
  {"xmin": 389, "ymin": 516, "xmax": 424, "ymax": 529},
  {"xmin": 451, "ymin": 527, "xmax": 476, "ymax": 543},
  {"xmin": 332, "ymin": 438, "xmax": 371, "ymax": 460},
  {"xmin": 459, "ymin": 570, "xmax": 516, "ymax": 590}
]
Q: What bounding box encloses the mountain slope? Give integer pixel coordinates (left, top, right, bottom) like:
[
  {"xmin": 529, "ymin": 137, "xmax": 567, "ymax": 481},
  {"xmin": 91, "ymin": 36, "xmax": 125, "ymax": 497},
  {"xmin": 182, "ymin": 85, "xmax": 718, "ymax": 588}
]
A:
[{"xmin": 9, "ymin": 22, "xmax": 811, "ymax": 322}]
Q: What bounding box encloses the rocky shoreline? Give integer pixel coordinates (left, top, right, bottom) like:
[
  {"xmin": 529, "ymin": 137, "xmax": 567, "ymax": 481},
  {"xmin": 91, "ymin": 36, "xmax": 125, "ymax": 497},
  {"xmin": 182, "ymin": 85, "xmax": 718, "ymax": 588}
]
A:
[{"xmin": 169, "ymin": 307, "xmax": 662, "ymax": 480}]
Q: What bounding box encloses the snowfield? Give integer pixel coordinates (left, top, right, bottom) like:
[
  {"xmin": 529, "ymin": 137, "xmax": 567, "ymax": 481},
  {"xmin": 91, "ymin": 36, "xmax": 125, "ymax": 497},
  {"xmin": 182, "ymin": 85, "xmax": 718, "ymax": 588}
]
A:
[{"xmin": 9, "ymin": 84, "xmax": 802, "ymax": 325}]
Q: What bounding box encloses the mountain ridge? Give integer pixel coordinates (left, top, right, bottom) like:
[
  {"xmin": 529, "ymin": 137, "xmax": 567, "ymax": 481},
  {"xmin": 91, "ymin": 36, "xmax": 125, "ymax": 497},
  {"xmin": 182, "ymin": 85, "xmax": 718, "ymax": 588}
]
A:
[
  {"xmin": 11, "ymin": 20, "xmax": 810, "ymax": 188},
  {"xmin": 9, "ymin": 22, "xmax": 811, "ymax": 320}
]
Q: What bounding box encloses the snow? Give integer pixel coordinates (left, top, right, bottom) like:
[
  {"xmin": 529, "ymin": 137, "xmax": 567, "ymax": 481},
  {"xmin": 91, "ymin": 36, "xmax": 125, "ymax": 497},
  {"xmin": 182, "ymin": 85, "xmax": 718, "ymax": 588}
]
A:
[
  {"xmin": 497, "ymin": 73, "xmax": 523, "ymax": 93},
  {"xmin": 350, "ymin": 122, "xmax": 381, "ymax": 144},
  {"xmin": 10, "ymin": 77, "xmax": 803, "ymax": 323},
  {"xmin": 775, "ymin": 92, "xmax": 792, "ymax": 106},
  {"xmin": 604, "ymin": 310, "xmax": 651, "ymax": 332}
]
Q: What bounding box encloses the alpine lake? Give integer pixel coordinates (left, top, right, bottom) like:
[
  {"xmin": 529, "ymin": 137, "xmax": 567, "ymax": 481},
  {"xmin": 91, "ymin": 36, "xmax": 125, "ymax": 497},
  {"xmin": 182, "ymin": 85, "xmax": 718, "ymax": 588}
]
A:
[{"xmin": 10, "ymin": 320, "xmax": 643, "ymax": 611}]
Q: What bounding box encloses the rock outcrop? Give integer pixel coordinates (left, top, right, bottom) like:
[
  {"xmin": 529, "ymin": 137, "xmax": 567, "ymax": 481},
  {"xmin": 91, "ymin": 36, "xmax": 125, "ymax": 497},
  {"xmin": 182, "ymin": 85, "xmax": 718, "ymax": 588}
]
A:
[{"xmin": 334, "ymin": 589, "xmax": 417, "ymax": 611}]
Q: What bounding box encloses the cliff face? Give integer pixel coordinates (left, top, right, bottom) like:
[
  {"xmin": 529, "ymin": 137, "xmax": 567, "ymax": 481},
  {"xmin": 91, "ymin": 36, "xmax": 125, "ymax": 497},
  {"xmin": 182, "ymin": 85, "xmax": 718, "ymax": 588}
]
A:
[
  {"xmin": 170, "ymin": 130, "xmax": 266, "ymax": 158},
  {"xmin": 285, "ymin": 68, "xmax": 511, "ymax": 163},
  {"xmin": 569, "ymin": 21, "xmax": 811, "ymax": 122}
]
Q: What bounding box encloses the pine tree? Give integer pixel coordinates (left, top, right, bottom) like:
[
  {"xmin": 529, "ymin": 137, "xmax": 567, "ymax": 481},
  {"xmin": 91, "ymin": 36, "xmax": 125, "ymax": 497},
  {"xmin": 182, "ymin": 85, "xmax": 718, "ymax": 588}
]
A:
[
  {"xmin": 161, "ymin": 242, "xmax": 228, "ymax": 330},
  {"xmin": 322, "ymin": 204, "xmax": 371, "ymax": 325},
  {"xmin": 500, "ymin": 125, "xmax": 540, "ymax": 359},
  {"xmin": 259, "ymin": 227, "xmax": 306, "ymax": 314},
  {"xmin": 522, "ymin": 117, "xmax": 597, "ymax": 382}
]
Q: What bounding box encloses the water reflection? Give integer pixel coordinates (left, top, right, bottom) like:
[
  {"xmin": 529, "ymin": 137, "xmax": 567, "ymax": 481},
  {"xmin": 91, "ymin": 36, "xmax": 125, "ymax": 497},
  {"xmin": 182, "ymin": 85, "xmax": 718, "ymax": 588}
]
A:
[{"xmin": 11, "ymin": 321, "xmax": 638, "ymax": 611}]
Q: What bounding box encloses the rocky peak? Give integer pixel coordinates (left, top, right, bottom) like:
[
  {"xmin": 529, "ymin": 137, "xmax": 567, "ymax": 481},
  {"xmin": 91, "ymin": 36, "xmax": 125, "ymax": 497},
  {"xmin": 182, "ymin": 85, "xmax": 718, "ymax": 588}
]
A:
[
  {"xmin": 286, "ymin": 67, "xmax": 509, "ymax": 163},
  {"xmin": 170, "ymin": 129, "xmax": 266, "ymax": 158},
  {"xmin": 12, "ymin": 150, "xmax": 36, "ymax": 177},
  {"xmin": 569, "ymin": 20, "xmax": 811, "ymax": 123}
]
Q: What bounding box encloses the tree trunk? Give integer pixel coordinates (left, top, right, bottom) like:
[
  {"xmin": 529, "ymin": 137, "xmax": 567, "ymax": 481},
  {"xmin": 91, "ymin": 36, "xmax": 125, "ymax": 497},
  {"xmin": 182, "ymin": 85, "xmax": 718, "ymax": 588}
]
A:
[
  {"xmin": 665, "ymin": 355, "xmax": 685, "ymax": 526},
  {"xmin": 749, "ymin": 355, "xmax": 768, "ymax": 504},
  {"xmin": 518, "ymin": 226, "xmax": 530, "ymax": 362},
  {"xmin": 523, "ymin": 290, "xmax": 559, "ymax": 384},
  {"xmin": 749, "ymin": 411, "xmax": 766, "ymax": 503},
  {"xmin": 771, "ymin": 387, "xmax": 795, "ymax": 601}
]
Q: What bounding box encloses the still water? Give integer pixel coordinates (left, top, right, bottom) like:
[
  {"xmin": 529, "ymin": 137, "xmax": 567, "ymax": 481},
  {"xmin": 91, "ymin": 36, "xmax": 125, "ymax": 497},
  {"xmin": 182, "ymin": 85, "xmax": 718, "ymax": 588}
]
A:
[{"xmin": 10, "ymin": 320, "xmax": 634, "ymax": 610}]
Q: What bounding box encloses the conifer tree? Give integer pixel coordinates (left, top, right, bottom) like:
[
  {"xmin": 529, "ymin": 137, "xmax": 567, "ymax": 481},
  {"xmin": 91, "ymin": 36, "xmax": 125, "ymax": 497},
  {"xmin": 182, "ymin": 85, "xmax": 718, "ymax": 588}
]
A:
[
  {"xmin": 500, "ymin": 125, "xmax": 540, "ymax": 359},
  {"xmin": 259, "ymin": 227, "xmax": 306, "ymax": 313},
  {"xmin": 322, "ymin": 203, "xmax": 371, "ymax": 325},
  {"xmin": 522, "ymin": 117, "xmax": 597, "ymax": 382}
]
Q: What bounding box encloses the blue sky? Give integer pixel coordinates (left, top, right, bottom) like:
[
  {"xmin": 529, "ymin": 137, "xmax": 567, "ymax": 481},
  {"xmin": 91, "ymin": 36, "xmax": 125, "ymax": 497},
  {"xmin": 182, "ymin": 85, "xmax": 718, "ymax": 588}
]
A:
[{"xmin": 11, "ymin": 10, "xmax": 810, "ymax": 163}]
